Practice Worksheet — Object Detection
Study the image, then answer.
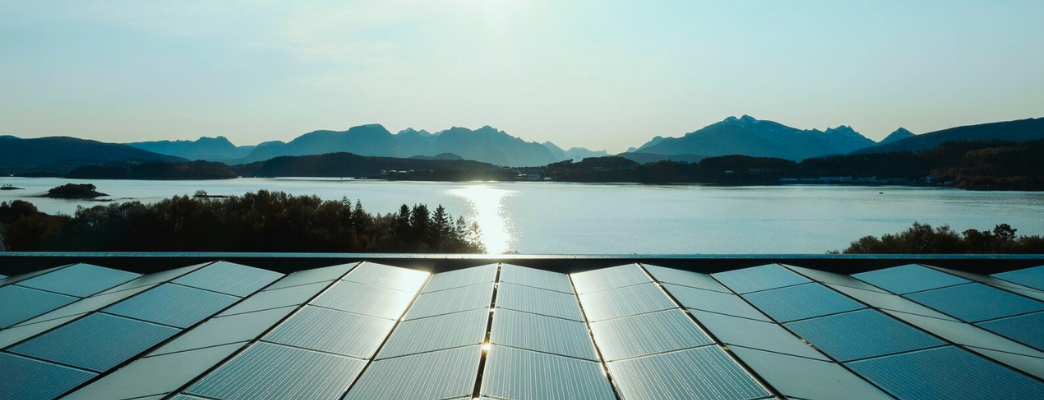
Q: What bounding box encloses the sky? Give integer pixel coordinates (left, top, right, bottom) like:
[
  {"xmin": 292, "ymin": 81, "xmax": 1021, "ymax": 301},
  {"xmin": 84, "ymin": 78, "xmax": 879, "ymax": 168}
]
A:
[{"xmin": 2, "ymin": 1, "xmax": 1043, "ymax": 153}]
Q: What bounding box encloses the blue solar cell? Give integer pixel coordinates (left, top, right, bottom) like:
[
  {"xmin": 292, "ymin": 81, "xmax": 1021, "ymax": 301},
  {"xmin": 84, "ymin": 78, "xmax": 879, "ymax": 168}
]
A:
[
  {"xmin": 847, "ymin": 346, "xmax": 1044, "ymax": 400},
  {"xmin": 265, "ymin": 306, "xmax": 395, "ymax": 358},
  {"xmin": 0, "ymin": 285, "xmax": 78, "ymax": 328},
  {"xmin": 905, "ymin": 283, "xmax": 1044, "ymax": 322},
  {"xmin": 608, "ymin": 346, "xmax": 769, "ymax": 400},
  {"xmin": 173, "ymin": 261, "xmax": 282, "ymax": 297},
  {"xmin": 104, "ymin": 283, "xmax": 239, "ymax": 328},
  {"xmin": 712, "ymin": 264, "xmax": 811, "ymax": 294},
  {"xmin": 977, "ymin": 311, "xmax": 1044, "ymax": 351},
  {"xmin": 743, "ymin": 283, "xmax": 865, "ymax": 323},
  {"xmin": 9, "ymin": 313, "xmax": 179, "ymax": 372},
  {"xmin": 854, "ymin": 264, "xmax": 969, "ymax": 294},
  {"xmin": 18, "ymin": 263, "xmax": 138, "ymax": 297},
  {"xmin": 993, "ymin": 265, "xmax": 1044, "ymax": 291},
  {"xmin": 785, "ymin": 309, "xmax": 944, "ymax": 362},
  {"xmin": 0, "ymin": 353, "xmax": 97, "ymax": 400}
]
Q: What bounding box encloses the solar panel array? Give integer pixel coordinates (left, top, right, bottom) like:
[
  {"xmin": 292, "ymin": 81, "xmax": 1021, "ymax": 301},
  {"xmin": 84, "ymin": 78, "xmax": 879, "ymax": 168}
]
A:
[{"xmin": 1, "ymin": 260, "xmax": 1043, "ymax": 399}]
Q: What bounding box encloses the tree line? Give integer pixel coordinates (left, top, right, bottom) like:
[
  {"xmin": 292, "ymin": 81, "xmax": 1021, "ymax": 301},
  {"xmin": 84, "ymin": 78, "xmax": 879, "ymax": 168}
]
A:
[
  {"xmin": 0, "ymin": 190, "xmax": 485, "ymax": 253},
  {"xmin": 833, "ymin": 222, "xmax": 1044, "ymax": 254}
]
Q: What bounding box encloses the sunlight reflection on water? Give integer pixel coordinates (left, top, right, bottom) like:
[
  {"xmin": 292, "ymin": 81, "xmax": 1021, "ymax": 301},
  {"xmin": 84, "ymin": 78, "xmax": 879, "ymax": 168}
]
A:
[{"xmin": 448, "ymin": 185, "xmax": 515, "ymax": 254}]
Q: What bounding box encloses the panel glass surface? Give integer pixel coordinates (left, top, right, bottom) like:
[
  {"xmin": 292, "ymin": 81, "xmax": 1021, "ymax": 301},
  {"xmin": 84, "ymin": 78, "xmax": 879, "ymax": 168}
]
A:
[
  {"xmin": 590, "ymin": 309, "xmax": 714, "ymax": 361},
  {"xmin": 785, "ymin": 309, "xmax": 944, "ymax": 362},
  {"xmin": 500, "ymin": 264, "xmax": 574, "ymax": 293},
  {"xmin": 491, "ymin": 308, "xmax": 598, "ymax": 360},
  {"xmin": 905, "ymin": 283, "xmax": 1044, "ymax": 322},
  {"xmin": 784, "ymin": 265, "xmax": 887, "ymax": 292},
  {"xmin": 403, "ymin": 282, "xmax": 493, "ymax": 320},
  {"xmin": 482, "ymin": 345, "xmax": 615, "ymax": 400},
  {"xmin": 377, "ymin": 308, "xmax": 488, "ymax": 359},
  {"xmin": 0, "ymin": 285, "xmax": 78, "ymax": 328},
  {"xmin": 977, "ymin": 311, "xmax": 1044, "ymax": 351},
  {"xmin": 173, "ymin": 261, "xmax": 283, "ymax": 297},
  {"xmin": 828, "ymin": 283, "xmax": 956, "ymax": 321},
  {"xmin": 690, "ymin": 309, "xmax": 827, "ymax": 360},
  {"xmin": 711, "ymin": 264, "xmax": 810, "ymax": 294},
  {"xmin": 847, "ymin": 346, "xmax": 1044, "ymax": 400},
  {"xmin": 496, "ymin": 282, "xmax": 584, "ymax": 321},
  {"xmin": 743, "ymin": 283, "xmax": 865, "ymax": 323},
  {"xmin": 571, "ymin": 264, "xmax": 650, "ymax": 294},
  {"xmin": 729, "ymin": 346, "xmax": 891, "ymax": 400},
  {"xmin": 9, "ymin": 313, "xmax": 179, "ymax": 372},
  {"xmin": 342, "ymin": 262, "xmax": 429, "ymax": 293},
  {"xmin": 65, "ymin": 343, "xmax": 242, "ymax": 400},
  {"xmin": 311, "ymin": 280, "xmax": 416, "ymax": 320},
  {"xmin": 662, "ymin": 283, "xmax": 770, "ymax": 322},
  {"xmin": 0, "ymin": 353, "xmax": 97, "ymax": 400},
  {"xmin": 97, "ymin": 264, "xmax": 205, "ymax": 295},
  {"xmin": 578, "ymin": 283, "xmax": 676, "ymax": 322},
  {"xmin": 17, "ymin": 263, "xmax": 139, "ymax": 297},
  {"xmin": 608, "ymin": 346, "xmax": 769, "ymax": 400},
  {"xmin": 853, "ymin": 264, "xmax": 969, "ymax": 294},
  {"xmin": 104, "ymin": 283, "xmax": 239, "ymax": 328},
  {"xmin": 344, "ymin": 345, "xmax": 482, "ymax": 400},
  {"xmin": 15, "ymin": 285, "xmax": 153, "ymax": 327},
  {"xmin": 217, "ymin": 281, "xmax": 329, "ymax": 317},
  {"xmin": 187, "ymin": 342, "xmax": 366, "ymax": 400},
  {"xmin": 0, "ymin": 314, "xmax": 82, "ymax": 349},
  {"xmin": 993, "ymin": 265, "xmax": 1044, "ymax": 291},
  {"xmin": 422, "ymin": 264, "xmax": 497, "ymax": 293},
  {"xmin": 265, "ymin": 305, "xmax": 395, "ymax": 358},
  {"xmin": 151, "ymin": 306, "xmax": 296, "ymax": 356},
  {"xmin": 882, "ymin": 309, "xmax": 1044, "ymax": 358},
  {"xmin": 644, "ymin": 264, "xmax": 729, "ymax": 293},
  {"xmin": 265, "ymin": 263, "xmax": 355, "ymax": 290}
]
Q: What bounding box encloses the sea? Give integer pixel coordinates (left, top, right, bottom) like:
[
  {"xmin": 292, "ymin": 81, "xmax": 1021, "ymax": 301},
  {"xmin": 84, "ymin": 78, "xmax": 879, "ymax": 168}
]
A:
[{"xmin": 2, "ymin": 177, "xmax": 1043, "ymax": 254}]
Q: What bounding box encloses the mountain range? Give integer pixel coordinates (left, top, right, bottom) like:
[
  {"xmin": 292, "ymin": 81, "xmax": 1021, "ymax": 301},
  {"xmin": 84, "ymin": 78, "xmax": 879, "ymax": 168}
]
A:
[{"xmin": 4, "ymin": 116, "xmax": 1044, "ymax": 174}]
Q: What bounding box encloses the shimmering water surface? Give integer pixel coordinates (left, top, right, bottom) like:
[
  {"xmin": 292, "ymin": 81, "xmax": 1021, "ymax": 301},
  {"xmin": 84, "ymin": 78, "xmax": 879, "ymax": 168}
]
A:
[{"xmin": 2, "ymin": 177, "xmax": 1042, "ymax": 254}]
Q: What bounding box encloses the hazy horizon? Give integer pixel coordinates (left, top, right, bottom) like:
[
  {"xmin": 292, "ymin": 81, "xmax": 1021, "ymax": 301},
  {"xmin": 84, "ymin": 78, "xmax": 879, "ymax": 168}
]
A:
[{"xmin": 3, "ymin": 1, "xmax": 1043, "ymax": 153}]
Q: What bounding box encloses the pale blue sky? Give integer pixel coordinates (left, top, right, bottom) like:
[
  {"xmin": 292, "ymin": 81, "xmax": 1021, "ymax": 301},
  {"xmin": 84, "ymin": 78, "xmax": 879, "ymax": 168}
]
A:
[{"xmin": 2, "ymin": 0, "xmax": 1042, "ymax": 153}]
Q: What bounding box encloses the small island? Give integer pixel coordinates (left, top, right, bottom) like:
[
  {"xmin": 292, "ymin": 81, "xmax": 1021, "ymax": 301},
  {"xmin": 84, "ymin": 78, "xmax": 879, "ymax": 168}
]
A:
[
  {"xmin": 1, "ymin": 184, "xmax": 23, "ymax": 191},
  {"xmin": 45, "ymin": 183, "xmax": 108, "ymax": 199}
]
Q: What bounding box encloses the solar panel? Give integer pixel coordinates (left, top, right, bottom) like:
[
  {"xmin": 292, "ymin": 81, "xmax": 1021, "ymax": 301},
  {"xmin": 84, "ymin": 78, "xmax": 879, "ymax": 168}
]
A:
[
  {"xmin": 712, "ymin": 264, "xmax": 810, "ymax": 294},
  {"xmin": 590, "ymin": 309, "xmax": 714, "ymax": 361},
  {"xmin": 342, "ymin": 262, "xmax": 429, "ymax": 293},
  {"xmin": 578, "ymin": 283, "xmax": 676, "ymax": 322},
  {"xmin": 828, "ymin": 283, "xmax": 957, "ymax": 321},
  {"xmin": 186, "ymin": 342, "xmax": 366, "ymax": 400},
  {"xmin": 993, "ymin": 265, "xmax": 1044, "ymax": 291},
  {"xmin": 377, "ymin": 308, "xmax": 488, "ymax": 359},
  {"xmin": 96, "ymin": 264, "xmax": 206, "ymax": 296},
  {"xmin": 217, "ymin": 281, "xmax": 330, "ymax": 317},
  {"xmin": 847, "ymin": 346, "xmax": 1044, "ymax": 400},
  {"xmin": 607, "ymin": 346, "xmax": 769, "ymax": 400},
  {"xmin": 63, "ymin": 342, "xmax": 243, "ymax": 400},
  {"xmin": 495, "ymin": 282, "xmax": 584, "ymax": 321},
  {"xmin": 643, "ymin": 264, "xmax": 730, "ymax": 293},
  {"xmin": 962, "ymin": 346, "xmax": 1044, "ymax": 380},
  {"xmin": 150, "ymin": 306, "xmax": 296, "ymax": 356},
  {"xmin": 0, "ymin": 353, "xmax": 97, "ymax": 400},
  {"xmin": 571, "ymin": 264, "xmax": 650, "ymax": 294},
  {"xmin": 481, "ymin": 345, "xmax": 615, "ymax": 400},
  {"xmin": 422, "ymin": 264, "xmax": 497, "ymax": 293},
  {"xmin": 906, "ymin": 283, "xmax": 1044, "ymax": 322},
  {"xmin": 104, "ymin": 283, "xmax": 238, "ymax": 328},
  {"xmin": 0, "ymin": 285, "xmax": 78, "ymax": 328},
  {"xmin": 729, "ymin": 346, "xmax": 892, "ymax": 400},
  {"xmin": 172, "ymin": 261, "xmax": 283, "ymax": 297},
  {"xmin": 14, "ymin": 285, "xmax": 153, "ymax": 327},
  {"xmin": 662, "ymin": 283, "xmax": 771, "ymax": 322},
  {"xmin": 311, "ymin": 280, "xmax": 416, "ymax": 320},
  {"xmin": 9, "ymin": 313, "xmax": 179, "ymax": 372},
  {"xmin": 784, "ymin": 265, "xmax": 888, "ymax": 293},
  {"xmin": 402, "ymin": 282, "xmax": 493, "ymax": 320},
  {"xmin": 500, "ymin": 264, "xmax": 575, "ymax": 293},
  {"xmin": 785, "ymin": 309, "xmax": 944, "ymax": 362},
  {"xmin": 690, "ymin": 309, "xmax": 827, "ymax": 360},
  {"xmin": 16, "ymin": 263, "xmax": 139, "ymax": 298},
  {"xmin": 265, "ymin": 305, "xmax": 395, "ymax": 358},
  {"xmin": 977, "ymin": 311, "xmax": 1044, "ymax": 351},
  {"xmin": 344, "ymin": 345, "xmax": 482, "ymax": 400},
  {"xmin": 743, "ymin": 283, "xmax": 865, "ymax": 323},
  {"xmin": 854, "ymin": 264, "xmax": 969, "ymax": 294},
  {"xmin": 0, "ymin": 314, "xmax": 82, "ymax": 349},
  {"xmin": 265, "ymin": 263, "xmax": 356, "ymax": 290},
  {"xmin": 491, "ymin": 308, "xmax": 598, "ymax": 360}
]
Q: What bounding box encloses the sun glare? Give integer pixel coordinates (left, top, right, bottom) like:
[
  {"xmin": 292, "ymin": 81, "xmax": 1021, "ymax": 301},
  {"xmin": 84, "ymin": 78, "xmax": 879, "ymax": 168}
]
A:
[{"xmin": 449, "ymin": 185, "xmax": 515, "ymax": 254}]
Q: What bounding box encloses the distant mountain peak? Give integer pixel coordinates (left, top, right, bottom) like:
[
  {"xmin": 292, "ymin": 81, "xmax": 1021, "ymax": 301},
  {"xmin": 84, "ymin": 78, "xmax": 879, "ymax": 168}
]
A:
[{"xmin": 879, "ymin": 127, "xmax": 916, "ymax": 144}]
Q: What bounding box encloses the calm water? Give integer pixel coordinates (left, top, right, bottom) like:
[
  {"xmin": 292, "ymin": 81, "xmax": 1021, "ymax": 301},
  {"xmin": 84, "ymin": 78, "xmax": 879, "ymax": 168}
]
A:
[{"xmin": 2, "ymin": 177, "xmax": 1043, "ymax": 254}]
